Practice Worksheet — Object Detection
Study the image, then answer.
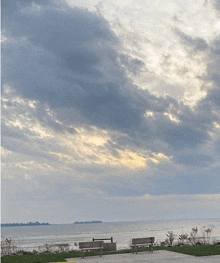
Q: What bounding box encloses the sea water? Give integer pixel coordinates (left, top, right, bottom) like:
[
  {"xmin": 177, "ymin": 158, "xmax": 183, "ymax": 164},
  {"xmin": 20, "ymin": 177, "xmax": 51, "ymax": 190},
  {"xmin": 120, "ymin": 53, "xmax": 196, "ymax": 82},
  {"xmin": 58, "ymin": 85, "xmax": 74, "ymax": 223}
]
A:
[{"xmin": 1, "ymin": 219, "xmax": 220, "ymax": 251}]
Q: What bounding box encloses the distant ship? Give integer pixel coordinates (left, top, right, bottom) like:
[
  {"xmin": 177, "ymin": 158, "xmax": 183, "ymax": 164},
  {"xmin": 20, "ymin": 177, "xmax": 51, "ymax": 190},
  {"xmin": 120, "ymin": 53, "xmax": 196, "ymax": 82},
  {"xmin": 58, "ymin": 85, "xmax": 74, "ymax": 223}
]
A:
[
  {"xmin": 1, "ymin": 221, "xmax": 50, "ymax": 227},
  {"xmin": 74, "ymin": 220, "xmax": 102, "ymax": 224}
]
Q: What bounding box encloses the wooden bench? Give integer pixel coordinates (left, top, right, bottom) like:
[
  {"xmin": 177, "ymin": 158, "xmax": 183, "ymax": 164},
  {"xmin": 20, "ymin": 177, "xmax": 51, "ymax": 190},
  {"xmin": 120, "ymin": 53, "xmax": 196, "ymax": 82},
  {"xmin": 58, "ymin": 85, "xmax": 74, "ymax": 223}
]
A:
[
  {"xmin": 79, "ymin": 241, "xmax": 104, "ymax": 258},
  {"xmin": 131, "ymin": 237, "xmax": 155, "ymax": 254},
  {"xmin": 92, "ymin": 237, "xmax": 116, "ymax": 251},
  {"xmin": 92, "ymin": 237, "xmax": 113, "ymax": 243}
]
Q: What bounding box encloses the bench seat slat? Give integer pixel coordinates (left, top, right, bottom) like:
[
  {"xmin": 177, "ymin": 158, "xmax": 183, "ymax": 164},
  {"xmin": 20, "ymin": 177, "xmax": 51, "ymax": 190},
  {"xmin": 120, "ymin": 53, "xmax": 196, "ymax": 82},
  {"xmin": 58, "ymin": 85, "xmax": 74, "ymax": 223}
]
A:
[
  {"xmin": 79, "ymin": 241, "xmax": 103, "ymax": 249},
  {"xmin": 131, "ymin": 244, "xmax": 152, "ymax": 246},
  {"xmin": 132, "ymin": 237, "xmax": 154, "ymax": 244}
]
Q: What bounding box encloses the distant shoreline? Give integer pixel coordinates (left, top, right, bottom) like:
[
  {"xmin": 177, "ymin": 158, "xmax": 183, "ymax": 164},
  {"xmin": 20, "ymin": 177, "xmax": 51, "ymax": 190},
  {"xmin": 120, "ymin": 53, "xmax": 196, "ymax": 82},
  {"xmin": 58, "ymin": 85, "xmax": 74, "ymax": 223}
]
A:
[
  {"xmin": 1, "ymin": 222, "xmax": 50, "ymax": 227},
  {"xmin": 74, "ymin": 220, "xmax": 102, "ymax": 224}
]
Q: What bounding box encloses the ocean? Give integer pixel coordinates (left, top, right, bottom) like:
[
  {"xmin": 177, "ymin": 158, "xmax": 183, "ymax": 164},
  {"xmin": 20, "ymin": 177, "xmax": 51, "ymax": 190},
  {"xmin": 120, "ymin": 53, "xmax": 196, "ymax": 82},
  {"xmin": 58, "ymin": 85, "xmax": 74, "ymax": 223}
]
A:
[{"xmin": 1, "ymin": 219, "xmax": 220, "ymax": 252}]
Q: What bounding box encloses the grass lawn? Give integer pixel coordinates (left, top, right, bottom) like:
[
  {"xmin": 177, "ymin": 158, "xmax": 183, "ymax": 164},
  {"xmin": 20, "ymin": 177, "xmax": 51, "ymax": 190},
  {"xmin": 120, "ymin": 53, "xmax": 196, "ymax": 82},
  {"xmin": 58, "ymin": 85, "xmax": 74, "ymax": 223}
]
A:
[
  {"xmin": 155, "ymin": 244, "xmax": 220, "ymax": 257},
  {"xmin": 1, "ymin": 245, "xmax": 220, "ymax": 263}
]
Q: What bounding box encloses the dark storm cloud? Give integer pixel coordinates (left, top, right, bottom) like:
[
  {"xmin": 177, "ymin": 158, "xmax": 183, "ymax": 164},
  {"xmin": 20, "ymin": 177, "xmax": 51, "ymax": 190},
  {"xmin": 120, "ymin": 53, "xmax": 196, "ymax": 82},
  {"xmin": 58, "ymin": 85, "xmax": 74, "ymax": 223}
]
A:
[
  {"xmin": 162, "ymin": 103, "xmax": 214, "ymax": 151},
  {"xmin": 163, "ymin": 124, "xmax": 207, "ymax": 150},
  {"xmin": 2, "ymin": 0, "xmax": 168, "ymax": 135},
  {"xmin": 114, "ymin": 88, "xmax": 212, "ymax": 152},
  {"xmin": 2, "ymin": 0, "xmax": 144, "ymax": 131}
]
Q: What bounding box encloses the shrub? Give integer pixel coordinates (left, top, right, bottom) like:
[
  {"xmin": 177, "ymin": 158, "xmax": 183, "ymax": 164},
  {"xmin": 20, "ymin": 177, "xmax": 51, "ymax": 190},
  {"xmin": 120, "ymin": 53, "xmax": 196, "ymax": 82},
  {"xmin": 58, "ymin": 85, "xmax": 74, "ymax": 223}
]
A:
[{"xmin": 166, "ymin": 231, "xmax": 175, "ymax": 246}]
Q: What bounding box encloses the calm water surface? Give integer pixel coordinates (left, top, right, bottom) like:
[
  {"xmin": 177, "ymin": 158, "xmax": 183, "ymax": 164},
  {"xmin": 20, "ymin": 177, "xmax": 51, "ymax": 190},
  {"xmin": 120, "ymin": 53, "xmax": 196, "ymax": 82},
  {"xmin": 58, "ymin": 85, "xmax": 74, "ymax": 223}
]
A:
[{"xmin": 1, "ymin": 219, "xmax": 220, "ymax": 250}]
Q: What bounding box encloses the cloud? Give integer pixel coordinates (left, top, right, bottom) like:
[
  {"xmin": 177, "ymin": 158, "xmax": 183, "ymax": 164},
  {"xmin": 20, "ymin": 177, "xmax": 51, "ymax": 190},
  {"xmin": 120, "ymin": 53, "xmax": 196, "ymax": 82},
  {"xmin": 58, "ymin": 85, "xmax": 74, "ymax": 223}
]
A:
[
  {"xmin": 3, "ymin": 0, "xmax": 216, "ymax": 152},
  {"xmin": 3, "ymin": 0, "xmax": 219, "ymax": 165},
  {"xmin": 2, "ymin": 0, "xmax": 146, "ymax": 133},
  {"xmin": 200, "ymin": 39, "xmax": 220, "ymax": 112},
  {"xmin": 175, "ymin": 153, "xmax": 213, "ymax": 167},
  {"xmin": 174, "ymin": 28, "xmax": 208, "ymax": 53},
  {"xmin": 2, "ymin": 0, "xmax": 220, "ymax": 223},
  {"xmin": 212, "ymin": 0, "xmax": 220, "ymax": 10},
  {"xmin": 2, "ymin": 167, "xmax": 220, "ymax": 223}
]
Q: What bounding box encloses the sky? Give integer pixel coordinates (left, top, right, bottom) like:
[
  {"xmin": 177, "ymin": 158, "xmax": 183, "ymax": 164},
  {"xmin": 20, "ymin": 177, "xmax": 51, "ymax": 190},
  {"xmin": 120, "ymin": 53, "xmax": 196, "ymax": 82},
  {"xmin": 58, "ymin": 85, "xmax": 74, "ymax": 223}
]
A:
[{"xmin": 1, "ymin": 0, "xmax": 220, "ymax": 224}]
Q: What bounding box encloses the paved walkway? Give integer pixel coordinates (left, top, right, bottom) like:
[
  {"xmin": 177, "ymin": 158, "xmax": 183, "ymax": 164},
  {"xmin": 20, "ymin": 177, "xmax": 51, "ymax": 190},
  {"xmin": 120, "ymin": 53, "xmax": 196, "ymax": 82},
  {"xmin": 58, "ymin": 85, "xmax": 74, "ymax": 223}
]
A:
[{"xmin": 64, "ymin": 250, "xmax": 220, "ymax": 263}]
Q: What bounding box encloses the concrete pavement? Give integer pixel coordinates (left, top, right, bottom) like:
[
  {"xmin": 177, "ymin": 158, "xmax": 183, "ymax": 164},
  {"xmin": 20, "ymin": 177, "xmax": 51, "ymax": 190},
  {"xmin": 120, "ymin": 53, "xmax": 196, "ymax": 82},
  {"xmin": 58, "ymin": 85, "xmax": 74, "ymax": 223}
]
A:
[{"xmin": 64, "ymin": 250, "xmax": 220, "ymax": 263}]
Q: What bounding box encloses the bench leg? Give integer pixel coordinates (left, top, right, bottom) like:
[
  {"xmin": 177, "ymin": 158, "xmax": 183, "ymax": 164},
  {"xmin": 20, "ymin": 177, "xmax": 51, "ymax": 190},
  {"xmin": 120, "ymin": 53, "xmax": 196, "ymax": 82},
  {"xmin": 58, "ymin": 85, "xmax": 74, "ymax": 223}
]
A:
[
  {"xmin": 81, "ymin": 250, "xmax": 84, "ymax": 258},
  {"xmin": 100, "ymin": 247, "xmax": 102, "ymax": 257}
]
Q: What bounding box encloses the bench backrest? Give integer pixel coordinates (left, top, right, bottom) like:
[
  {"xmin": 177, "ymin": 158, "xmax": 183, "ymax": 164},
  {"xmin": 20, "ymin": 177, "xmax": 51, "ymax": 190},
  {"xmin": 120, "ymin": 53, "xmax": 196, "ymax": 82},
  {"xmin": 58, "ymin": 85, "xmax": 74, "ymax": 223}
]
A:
[
  {"xmin": 93, "ymin": 237, "xmax": 113, "ymax": 243},
  {"xmin": 132, "ymin": 237, "xmax": 154, "ymax": 245},
  {"xmin": 79, "ymin": 241, "xmax": 104, "ymax": 249}
]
